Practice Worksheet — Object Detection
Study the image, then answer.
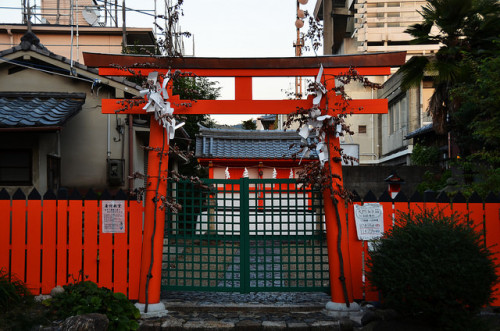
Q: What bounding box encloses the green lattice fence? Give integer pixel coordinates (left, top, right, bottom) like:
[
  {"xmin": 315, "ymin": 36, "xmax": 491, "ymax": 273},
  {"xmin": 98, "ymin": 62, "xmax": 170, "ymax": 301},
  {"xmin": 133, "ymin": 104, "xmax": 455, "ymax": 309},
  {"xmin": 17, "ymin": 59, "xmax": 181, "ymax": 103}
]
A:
[{"xmin": 162, "ymin": 178, "xmax": 330, "ymax": 293}]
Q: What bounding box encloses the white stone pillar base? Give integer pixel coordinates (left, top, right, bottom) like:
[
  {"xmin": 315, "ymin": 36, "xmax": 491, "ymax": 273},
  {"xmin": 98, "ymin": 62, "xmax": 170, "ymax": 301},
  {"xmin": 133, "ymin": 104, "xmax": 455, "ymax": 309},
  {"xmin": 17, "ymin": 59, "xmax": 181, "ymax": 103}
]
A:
[
  {"xmin": 135, "ymin": 302, "xmax": 168, "ymax": 318},
  {"xmin": 325, "ymin": 301, "xmax": 361, "ymax": 318}
]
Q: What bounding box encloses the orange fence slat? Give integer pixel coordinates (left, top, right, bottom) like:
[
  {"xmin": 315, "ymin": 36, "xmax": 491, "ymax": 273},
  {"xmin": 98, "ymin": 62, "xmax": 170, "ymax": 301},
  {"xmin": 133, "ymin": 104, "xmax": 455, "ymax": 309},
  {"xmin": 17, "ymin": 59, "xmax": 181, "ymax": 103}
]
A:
[
  {"xmin": 11, "ymin": 199, "xmax": 26, "ymax": 282},
  {"xmin": 347, "ymin": 202, "xmax": 363, "ymax": 301},
  {"xmin": 99, "ymin": 215, "xmax": 114, "ymax": 290},
  {"xmin": 83, "ymin": 200, "xmax": 99, "ymax": 283},
  {"xmin": 364, "ymin": 241, "xmax": 379, "ymax": 302},
  {"xmin": 56, "ymin": 200, "xmax": 68, "ymax": 286},
  {"xmin": 380, "ymin": 201, "xmax": 393, "ymax": 235},
  {"xmin": 41, "ymin": 200, "xmax": 57, "ymax": 294},
  {"xmin": 468, "ymin": 202, "xmax": 484, "ymax": 232},
  {"xmin": 26, "ymin": 199, "xmax": 42, "ymax": 294},
  {"xmin": 452, "ymin": 202, "xmax": 469, "ymax": 221},
  {"xmin": 409, "ymin": 202, "xmax": 425, "ymax": 215},
  {"xmin": 68, "ymin": 200, "xmax": 83, "ymax": 281},
  {"xmin": 485, "ymin": 202, "xmax": 500, "ymax": 305},
  {"xmin": 393, "ymin": 201, "xmax": 409, "ymax": 221},
  {"xmin": 436, "ymin": 202, "xmax": 452, "ymax": 217},
  {"xmin": 128, "ymin": 201, "xmax": 143, "ymax": 300},
  {"xmin": 0, "ymin": 199, "xmax": 10, "ymax": 271},
  {"xmin": 113, "ymin": 202, "xmax": 129, "ymax": 295}
]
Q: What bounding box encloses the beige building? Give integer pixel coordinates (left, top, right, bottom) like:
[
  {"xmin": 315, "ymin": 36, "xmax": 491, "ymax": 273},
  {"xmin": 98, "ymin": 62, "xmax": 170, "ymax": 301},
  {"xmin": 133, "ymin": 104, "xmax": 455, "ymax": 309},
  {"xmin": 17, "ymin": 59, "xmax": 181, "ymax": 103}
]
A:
[
  {"xmin": 0, "ymin": 33, "xmax": 148, "ymax": 195},
  {"xmin": 0, "ymin": 25, "xmax": 155, "ymax": 64},
  {"xmin": 0, "ymin": 1, "xmax": 164, "ymax": 195},
  {"xmin": 1, "ymin": 0, "xmax": 155, "ymax": 63},
  {"xmin": 314, "ymin": 0, "xmax": 435, "ymax": 165}
]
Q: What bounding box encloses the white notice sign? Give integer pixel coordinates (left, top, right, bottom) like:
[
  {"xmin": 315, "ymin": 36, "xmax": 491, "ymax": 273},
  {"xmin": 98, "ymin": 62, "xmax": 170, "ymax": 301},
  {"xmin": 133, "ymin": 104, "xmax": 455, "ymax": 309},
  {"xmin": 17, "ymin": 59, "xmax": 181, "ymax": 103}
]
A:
[
  {"xmin": 102, "ymin": 200, "xmax": 125, "ymax": 233},
  {"xmin": 354, "ymin": 203, "xmax": 384, "ymax": 240}
]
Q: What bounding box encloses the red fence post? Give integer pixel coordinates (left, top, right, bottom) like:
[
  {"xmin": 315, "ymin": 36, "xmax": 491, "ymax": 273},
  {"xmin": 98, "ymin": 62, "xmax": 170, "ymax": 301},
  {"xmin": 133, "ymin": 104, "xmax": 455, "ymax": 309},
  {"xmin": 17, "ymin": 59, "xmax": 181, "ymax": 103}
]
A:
[
  {"xmin": 0, "ymin": 189, "xmax": 11, "ymax": 274},
  {"xmin": 68, "ymin": 191, "xmax": 84, "ymax": 282},
  {"xmin": 114, "ymin": 190, "xmax": 129, "ymax": 295},
  {"xmin": 41, "ymin": 191, "xmax": 57, "ymax": 294},
  {"xmin": 484, "ymin": 193, "xmax": 500, "ymax": 305},
  {"xmin": 11, "ymin": 189, "xmax": 26, "ymax": 283},
  {"xmin": 347, "ymin": 198, "xmax": 363, "ymax": 301},
  {"xmin": 83, "ymin": 190, "xmax": 99, "ymax": 284},
  {"xmin": 26, "ymin": 189, "xmax": 42, "ymax": 294},
  {"xmin": 99, "ymin": 191, "xmax": 114, "ymax": 290},
  {"xmin": 56, "ymin": 190, "xmax": 68, "ymax": 286},
  {"xmin": 451, "ymin": 193, "xmax": 468, "ymax": 222},
  {"xmin": 361, "ymin": 191, "xmax": 380, "ymax": 302},
  {"xmin": 128, "ymin": 199, "xmax": 144, "ymax": 300}
]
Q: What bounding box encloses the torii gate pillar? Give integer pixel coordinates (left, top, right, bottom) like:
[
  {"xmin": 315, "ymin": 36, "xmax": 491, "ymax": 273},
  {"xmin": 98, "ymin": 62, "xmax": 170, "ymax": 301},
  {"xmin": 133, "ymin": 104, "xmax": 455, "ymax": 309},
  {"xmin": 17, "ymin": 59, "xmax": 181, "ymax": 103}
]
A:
[
  {"xmin": 135, "ymin": 119, "xmax": 170, "ymax": 314},
  {"xmin": 85, "ymin": 51, "xmax": 406, "ymax": 315}
]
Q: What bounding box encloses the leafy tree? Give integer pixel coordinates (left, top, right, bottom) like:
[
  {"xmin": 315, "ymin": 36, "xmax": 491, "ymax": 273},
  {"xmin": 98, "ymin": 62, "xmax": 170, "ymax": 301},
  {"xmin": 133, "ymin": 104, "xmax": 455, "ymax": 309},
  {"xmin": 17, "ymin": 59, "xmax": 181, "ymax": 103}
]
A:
[
  {"xmin": 411, "ymin": 143, "xmax": 440, "ymax": 166},
  {"xmin": 172, "ymin": 76, "xmax": 220, "ymax": 139},
  {"xmin": 449, "ymin": 55, "xmax": 500, "ymax": 196},
  {"xmin": 400, "ymin": 0, "xmax": 500, "ymax": 134},
  {"xmin": 170, "ymin": 76, "xmax": 220, "ymax": 177},
  {"xmin": 241, "ymin": 118, "xmax": 256, "ymax": 130}
]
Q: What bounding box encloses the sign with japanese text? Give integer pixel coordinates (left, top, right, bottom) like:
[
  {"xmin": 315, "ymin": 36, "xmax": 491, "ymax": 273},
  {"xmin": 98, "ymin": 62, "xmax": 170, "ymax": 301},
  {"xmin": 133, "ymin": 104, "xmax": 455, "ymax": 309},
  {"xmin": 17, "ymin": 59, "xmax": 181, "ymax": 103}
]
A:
[
  {"xmin": 102, "ymin": 200, "xmax": 125, "ymax": 233},
  {"xmin": 354, "ymin": 203, "xmax": 384, "ymax": 240}
]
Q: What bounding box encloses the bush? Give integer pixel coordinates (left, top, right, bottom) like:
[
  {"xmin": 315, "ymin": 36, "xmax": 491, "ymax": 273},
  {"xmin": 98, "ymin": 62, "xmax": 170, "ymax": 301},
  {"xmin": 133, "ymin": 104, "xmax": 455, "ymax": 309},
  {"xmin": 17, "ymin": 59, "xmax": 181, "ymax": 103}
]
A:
[
  {"xmin": 0, "ymin": 269, "xmax": 32, "ymax": 310},
  {"xmin": 367, "ymin": 210, "xmax": 497, "ymax": 330},
  {"xmin": 46, "ymin": 281, "xmax": 140, "ymax": 331},
  {"xmin": 0, "ymin": 269, "xmax": 48, "ymax": 330}
]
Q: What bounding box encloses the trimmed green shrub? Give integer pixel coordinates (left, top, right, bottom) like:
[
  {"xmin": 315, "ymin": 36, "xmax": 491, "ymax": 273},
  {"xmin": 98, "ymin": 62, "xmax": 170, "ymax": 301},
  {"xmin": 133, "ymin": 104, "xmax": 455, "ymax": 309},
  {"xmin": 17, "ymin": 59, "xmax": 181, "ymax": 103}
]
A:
[
  {"xmin": 367, "ymin": 210, "xmax": 497, "ymax": 330},
  {"xmin": 46, "ymin": 281, "xmax": 140, "ymax": 330}
]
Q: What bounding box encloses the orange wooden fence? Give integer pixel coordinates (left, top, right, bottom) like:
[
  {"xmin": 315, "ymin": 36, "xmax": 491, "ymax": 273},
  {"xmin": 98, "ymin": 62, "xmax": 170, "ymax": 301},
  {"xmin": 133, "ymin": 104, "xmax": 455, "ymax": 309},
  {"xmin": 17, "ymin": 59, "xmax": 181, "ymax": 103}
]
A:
[
  {"xmin": 347, "ymin": 190, "xmax": 500, "ymax": 306},
  {"xmin": 1, "ymin": 186, "xmax": 499, "ymax": 305},
  {"xmin": 0, "ymin": 188, "xmax": 144, "ymax": 300}
]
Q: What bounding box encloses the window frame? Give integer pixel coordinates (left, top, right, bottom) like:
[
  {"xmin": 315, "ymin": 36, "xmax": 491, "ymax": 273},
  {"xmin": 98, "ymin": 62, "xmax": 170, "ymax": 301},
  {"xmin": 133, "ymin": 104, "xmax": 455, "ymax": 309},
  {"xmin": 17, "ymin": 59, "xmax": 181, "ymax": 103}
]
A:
[{"xmin": 0, "ymin": 149, "xmax": 33, "ymax": 186}]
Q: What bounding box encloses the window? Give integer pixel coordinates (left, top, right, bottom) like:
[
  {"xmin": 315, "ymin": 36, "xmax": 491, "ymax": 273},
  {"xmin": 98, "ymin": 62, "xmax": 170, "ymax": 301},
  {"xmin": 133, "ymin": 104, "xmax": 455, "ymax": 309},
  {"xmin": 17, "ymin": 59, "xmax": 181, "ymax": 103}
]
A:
[
  {"xmin": 388, "ymin": 94, "xmax": 408, "ymax": 134},
  {"xmin": 358, "ymin": 125, "xmax": 367, "ymax": 134},
  {"xmin": 0, "ymin": 149, "xmax": 32, "ymax": 185}
]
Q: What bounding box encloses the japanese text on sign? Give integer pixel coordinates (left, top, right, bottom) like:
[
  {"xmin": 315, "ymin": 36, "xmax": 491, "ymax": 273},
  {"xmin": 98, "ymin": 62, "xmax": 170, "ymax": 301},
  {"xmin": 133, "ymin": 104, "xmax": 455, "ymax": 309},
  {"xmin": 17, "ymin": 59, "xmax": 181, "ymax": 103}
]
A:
[
  {"xmin": 354, "ymin": 203, "xmax": 384, "ymax": 240},
  {"xmin": 102, "ymin": 200, "xmax": 125, "ymax": 233}
]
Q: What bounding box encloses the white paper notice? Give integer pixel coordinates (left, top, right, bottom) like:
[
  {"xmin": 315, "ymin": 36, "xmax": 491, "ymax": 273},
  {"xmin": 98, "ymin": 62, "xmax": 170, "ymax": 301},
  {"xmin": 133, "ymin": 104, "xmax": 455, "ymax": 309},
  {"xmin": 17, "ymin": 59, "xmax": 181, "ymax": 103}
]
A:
[
  {"xmin": 354, "ymin": 203, "xmax": 384, "ymax": 240},
  {"xmin": 102, "ymin": 200, "xmax": 125, "ymax": 233}
]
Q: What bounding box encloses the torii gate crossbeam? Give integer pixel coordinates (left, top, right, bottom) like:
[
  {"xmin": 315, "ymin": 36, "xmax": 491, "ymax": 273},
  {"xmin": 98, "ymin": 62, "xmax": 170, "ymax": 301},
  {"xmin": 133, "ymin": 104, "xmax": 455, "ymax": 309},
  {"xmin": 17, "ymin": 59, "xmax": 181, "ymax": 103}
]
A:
[{"xmin": 84, "ymin": 51, "xmax": 406, "ymax": 313}]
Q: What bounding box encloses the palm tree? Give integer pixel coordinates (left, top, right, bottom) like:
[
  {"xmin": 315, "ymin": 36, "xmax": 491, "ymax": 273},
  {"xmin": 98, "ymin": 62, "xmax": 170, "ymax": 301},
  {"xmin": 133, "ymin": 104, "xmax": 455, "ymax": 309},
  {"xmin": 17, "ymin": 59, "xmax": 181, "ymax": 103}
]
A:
[{"xmin": 400, "ymin": 0, "xmax": 500, "ymax": 134}]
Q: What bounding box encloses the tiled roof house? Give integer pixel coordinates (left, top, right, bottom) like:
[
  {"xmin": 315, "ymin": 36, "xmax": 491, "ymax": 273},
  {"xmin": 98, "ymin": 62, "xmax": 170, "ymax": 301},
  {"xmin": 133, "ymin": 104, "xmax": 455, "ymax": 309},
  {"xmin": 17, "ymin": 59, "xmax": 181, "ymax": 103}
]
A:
[
  {"xmin": 195, "ymin": 126, "xmax": 316, "ymax": 180},
  {"xmin": 0, "ymin": 31, "xmax": 147, "ymax": 194}
]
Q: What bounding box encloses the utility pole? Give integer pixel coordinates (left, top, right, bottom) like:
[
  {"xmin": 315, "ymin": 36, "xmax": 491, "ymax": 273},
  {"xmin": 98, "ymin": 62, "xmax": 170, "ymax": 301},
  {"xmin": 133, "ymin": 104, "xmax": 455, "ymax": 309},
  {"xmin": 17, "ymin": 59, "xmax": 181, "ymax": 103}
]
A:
[{"xmin": 122, "ymin": 0, "xmax": 127, "ymax": 48}]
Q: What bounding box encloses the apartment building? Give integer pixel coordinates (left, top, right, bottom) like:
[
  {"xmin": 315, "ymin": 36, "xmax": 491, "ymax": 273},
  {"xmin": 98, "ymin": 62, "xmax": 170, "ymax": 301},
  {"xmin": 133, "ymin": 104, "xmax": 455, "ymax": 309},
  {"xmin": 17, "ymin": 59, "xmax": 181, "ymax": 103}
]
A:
[{"xmin": 315, "ymin": 0, "xmax": 435, "ymax": 165}]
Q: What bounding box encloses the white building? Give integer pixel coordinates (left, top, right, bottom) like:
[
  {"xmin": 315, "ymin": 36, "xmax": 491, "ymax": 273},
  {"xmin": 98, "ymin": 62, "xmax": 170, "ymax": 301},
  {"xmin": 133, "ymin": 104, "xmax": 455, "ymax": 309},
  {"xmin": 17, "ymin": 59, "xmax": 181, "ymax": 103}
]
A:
[{"xmin": 314, "ymin": 0, "xmax": 436, "ymax": 165}]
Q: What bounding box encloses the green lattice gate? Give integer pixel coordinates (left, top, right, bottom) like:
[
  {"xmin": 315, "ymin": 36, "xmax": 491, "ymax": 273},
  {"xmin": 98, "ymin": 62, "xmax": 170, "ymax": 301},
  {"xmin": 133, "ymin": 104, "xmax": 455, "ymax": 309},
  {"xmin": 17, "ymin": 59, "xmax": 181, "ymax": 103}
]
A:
[{"xmin": 162, "ymin": 178, "xmax": 330, "ymax": 293}]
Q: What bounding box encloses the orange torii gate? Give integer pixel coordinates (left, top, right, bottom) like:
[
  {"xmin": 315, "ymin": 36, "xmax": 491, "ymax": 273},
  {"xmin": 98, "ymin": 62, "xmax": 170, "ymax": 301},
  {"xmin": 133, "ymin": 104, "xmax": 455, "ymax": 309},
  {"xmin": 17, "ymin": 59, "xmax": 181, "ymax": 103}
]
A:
[{"xmin": 84, "ymin": 51, "xmax": 406, "ymax": 313}]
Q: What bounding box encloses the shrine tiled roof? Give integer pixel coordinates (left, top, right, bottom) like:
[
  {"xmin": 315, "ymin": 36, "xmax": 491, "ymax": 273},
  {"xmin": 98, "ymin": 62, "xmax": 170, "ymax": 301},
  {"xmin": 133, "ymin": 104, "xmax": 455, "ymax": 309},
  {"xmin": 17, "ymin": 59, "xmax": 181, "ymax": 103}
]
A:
[
  {"xmin": 195, "ymin": 126, "xmax": 312, "ymax": 160},
  {"xmin": 0, "ymin": 93, "xmax": 85, "ymax": 129}
]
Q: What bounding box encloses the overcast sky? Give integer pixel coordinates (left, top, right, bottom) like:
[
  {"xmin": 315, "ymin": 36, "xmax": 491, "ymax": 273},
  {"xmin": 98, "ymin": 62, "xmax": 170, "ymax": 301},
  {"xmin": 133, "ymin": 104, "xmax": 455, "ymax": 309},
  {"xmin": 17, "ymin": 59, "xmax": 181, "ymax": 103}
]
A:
[{"xmin": 0, "ymin": 0, "xmax": 320, "ymax": 124}]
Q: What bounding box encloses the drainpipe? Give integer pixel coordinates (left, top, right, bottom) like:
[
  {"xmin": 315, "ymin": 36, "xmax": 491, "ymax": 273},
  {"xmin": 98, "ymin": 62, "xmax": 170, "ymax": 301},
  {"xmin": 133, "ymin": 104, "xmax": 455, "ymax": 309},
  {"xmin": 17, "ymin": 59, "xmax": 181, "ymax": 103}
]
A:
[
  {"xmin": 56, "ymin": 0, "xmax": 60, "ymax": 24},
  {"xmin": 57, "ymin": 131, "xmax": 61, "ymax": 156},
  {"xmin": 128, "ymin": 114, "xmax": 134, "ymax": 192},
  {"xmin": 371, "ymin": 89, "xmax": 376, "ymax": 160},
  {"xmin": 107, "ymin": 114, "xmax": 111, "ymax": 158},
  {"xmin": 76, "ymin": 0, "xmax": 80, "ymax": 63},
  {"xmin": 70, "ymin": 0, "xmax": 74, "ymax": 73},
  {"xmin": 7, "ymin": 29, "xmax": 13, "ymax": 47}
]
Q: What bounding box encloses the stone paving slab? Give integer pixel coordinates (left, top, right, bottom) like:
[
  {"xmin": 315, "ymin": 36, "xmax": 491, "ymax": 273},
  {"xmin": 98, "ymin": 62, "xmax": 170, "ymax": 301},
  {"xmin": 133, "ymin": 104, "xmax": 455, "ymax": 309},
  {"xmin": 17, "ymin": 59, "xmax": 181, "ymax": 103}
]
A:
[{"xmin": 137, "ymin": 291, "xmax": 352, "ymax": 330}]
